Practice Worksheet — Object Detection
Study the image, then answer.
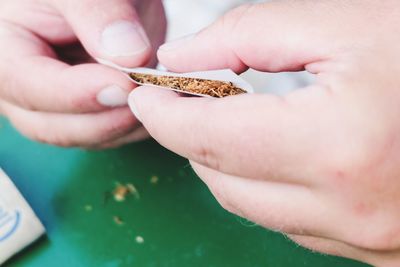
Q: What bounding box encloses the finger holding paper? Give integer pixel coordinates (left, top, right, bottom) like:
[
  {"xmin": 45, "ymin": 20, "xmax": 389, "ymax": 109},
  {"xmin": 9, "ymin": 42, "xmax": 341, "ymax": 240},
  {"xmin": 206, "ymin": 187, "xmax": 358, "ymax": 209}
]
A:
[
  {"xmin": 0, "ymin": 0, "xmax": 166, "ymax": 147},
  {"xmin": 130, "ymin": 1, "xmax": 400, "ymax": 266}
]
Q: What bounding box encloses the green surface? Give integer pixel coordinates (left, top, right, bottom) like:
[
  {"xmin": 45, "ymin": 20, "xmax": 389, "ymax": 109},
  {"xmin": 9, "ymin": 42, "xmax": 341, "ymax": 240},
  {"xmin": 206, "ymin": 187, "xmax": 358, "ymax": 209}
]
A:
[{"xmin": 0, "ymin": 116, "xmax": 370, "ymax": 267}]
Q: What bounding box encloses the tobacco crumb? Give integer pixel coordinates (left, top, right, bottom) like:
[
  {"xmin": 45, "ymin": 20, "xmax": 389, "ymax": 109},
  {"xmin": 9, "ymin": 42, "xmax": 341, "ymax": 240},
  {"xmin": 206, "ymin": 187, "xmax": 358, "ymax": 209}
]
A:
[
  {"xmin": 113, "ymin": 216, "xmax": 124, "ymax": 225},
  {"xmin": 126, "ymin": 183, "xmax": 140, "ymax": 199},
  {"xmin": 113, "ymin": 184, "xmax": 129, "ymax": 202},
  {"xmin": 135, "ymin": 236, "xmax": 144, "ymax": 244},
  {"xmin": 129, "ymin": 73, "xmax": 247, "ymax": 98},
  {"xmin": 113, "ymin": 183, "xmax": 140, "ymax": 202},
  {"xmin": 150, "ymin": 175, "xmax": 159, "ymax": 185},
  {"xmin": 84, "ymin": 205, "xmax": 93, "ymax": 212}
]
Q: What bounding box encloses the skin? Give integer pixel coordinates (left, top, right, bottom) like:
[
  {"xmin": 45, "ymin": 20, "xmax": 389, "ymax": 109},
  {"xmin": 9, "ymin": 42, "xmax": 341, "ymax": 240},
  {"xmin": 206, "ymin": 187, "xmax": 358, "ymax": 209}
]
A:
[
  {"xmin": 0, "ymin": 0, "xmax": 166, "ymax": 148},
  {"xmin": 129, "ymin": 1, "xmax": 400, "ymax": 266}
]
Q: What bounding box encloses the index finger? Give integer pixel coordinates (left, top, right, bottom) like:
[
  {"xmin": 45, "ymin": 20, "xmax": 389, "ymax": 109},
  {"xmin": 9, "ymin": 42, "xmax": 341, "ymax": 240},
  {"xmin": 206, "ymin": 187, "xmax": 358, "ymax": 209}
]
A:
[{"xmin": 129, "ymin": 85, "xmax": 337, "ymax": 184}]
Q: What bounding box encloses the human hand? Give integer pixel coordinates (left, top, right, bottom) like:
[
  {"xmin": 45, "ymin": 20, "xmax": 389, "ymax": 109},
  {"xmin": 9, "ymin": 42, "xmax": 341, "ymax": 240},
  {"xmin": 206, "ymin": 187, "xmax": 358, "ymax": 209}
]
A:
[
  {"xmin": 129, "ymin": 1, "xmax": 400, "ymax": 266},
  {"xmin": 0, "ymin": 0, "xmax": 166, "ymax": 148}
]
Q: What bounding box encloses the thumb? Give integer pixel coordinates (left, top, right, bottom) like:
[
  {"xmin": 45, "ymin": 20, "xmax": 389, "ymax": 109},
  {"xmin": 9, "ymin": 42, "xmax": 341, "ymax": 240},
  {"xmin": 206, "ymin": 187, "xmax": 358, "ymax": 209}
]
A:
[
  {"xmin": 157, "ymin": 1, "xmax": 344, "ymax": 73},
  {"xmin": 54, "ymin": 0, "xmax": 151, "ymax": 67}
]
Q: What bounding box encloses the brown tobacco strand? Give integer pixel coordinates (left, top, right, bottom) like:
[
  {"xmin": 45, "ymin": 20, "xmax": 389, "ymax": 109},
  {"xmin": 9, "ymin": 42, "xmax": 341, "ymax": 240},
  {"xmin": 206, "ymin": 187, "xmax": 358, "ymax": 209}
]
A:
[{"xmin": 129, "ymin": 73, "xmax": 247, "ymax": 98}]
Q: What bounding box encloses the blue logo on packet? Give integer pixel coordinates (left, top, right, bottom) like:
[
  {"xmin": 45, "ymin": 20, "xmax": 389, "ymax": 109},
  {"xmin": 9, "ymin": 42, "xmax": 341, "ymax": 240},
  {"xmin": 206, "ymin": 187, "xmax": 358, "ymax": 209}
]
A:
[{"xmin": 0, "ymin": 207, "xmax": 21, "ymax": 242}]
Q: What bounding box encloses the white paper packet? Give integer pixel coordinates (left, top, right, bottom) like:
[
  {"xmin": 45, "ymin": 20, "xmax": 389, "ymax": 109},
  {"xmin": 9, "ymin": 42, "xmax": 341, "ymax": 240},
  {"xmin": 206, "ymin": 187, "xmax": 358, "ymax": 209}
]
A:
[
  {"xmin": 0, "ymin": 168, "xmax": 45, "ymax": 265},
  {"xmin": 96, "ymin": 59, "xmax": 254, "ymax": 97}
]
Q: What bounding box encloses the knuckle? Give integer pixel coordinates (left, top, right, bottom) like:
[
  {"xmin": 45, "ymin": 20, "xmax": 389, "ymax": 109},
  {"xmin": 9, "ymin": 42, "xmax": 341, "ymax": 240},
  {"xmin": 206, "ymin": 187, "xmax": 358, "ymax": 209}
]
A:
[
  {"xmin": 326, "ymin": 129, "xmax": 397, "ymax": 189},
  {"xmin": 53, "ymin": 0, "xmax": 88, "ymax": 11},
  {"xmin": 212, "ymin": 4, "xmax": 256, "ymax": 72},
  {"xmin": 68, "ymin": 90, "xmax": 94, "ymax": 112},
  {"xmin": 322, "ymin": 128, "xmax": 400, "ymax": 251},
  {"xmin": 10, "ymin": 115, "xmax": 78, "ymax": 147},
  {"xmin": 189, "ymin": 102, "xmax": 223, "ymax": 171},
  {"xmin": 220, "ymin": 3, "xmax": 255, "ymax": 35},
  {"xmin": 26, "ymin": 127, "xmax": 76, "ymax": 147},
  {"xmin": 2, "ymin": 74, "xmax": 35, "ymax": 111},
  {"xmin": 96, "ymin": 111, "xmax": 136, "ymax": 142},
  {"xmin": 7, "ymin": 115, "xmax": 46, "ymax": 144},
  {"xmin": 193, "ymin": 141, "xmax": 221, "ymax": 171}
]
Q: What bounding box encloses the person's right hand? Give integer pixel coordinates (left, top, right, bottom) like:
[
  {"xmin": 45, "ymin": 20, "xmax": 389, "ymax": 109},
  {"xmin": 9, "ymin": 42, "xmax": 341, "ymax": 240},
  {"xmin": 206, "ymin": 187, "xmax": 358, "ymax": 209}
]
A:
[
  {"xmin": 129, "ymin": 1, "xmax": 400, "ymax": 266},
  {"xmin": 0, "ymin": 0, "xmax": 166, "ymax": 148}
]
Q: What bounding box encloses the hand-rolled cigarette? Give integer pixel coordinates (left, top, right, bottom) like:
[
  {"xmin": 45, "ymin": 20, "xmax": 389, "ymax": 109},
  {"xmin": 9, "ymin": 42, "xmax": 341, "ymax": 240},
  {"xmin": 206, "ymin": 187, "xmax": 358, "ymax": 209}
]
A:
[{"xmin": 129, "ymin": 73, "xmax": 247, "ymax": 98}]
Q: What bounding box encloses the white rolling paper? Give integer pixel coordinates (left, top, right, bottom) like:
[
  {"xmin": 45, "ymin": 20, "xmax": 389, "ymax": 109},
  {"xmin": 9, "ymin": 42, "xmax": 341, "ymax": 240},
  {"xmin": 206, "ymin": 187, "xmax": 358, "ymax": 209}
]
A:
[
  {"xmin": 0, "ymin": 168, "xmax": 45, "ymax": 265},
  {"xmin": 96, "ymin": 58, "xmax": 254, "ymax": 97}
]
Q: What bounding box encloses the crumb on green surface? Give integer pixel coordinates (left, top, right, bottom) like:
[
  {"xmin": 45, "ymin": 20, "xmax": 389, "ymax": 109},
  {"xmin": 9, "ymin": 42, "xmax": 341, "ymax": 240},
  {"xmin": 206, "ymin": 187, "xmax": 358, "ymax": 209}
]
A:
[
  {"xmin": 135, "ymin": 236, "xmax": 144, "ymax": 244},
  {"xmin": 113, "ymin": 216, "xmax": 124, "ymax": 225},
  {"xmin": 126, "ymin": 183, "xmax": 140, "ymax": 199},
  {"xmin": 150, "ymin": 175, "xmax": 159, "ymax": 185},
  {"xmin": 113, "ymin": 182, "xmax": 140, "ymax": 202},
  {"xmin": 84, "ymin": 205, "xmax": 93, "ymax": 211}
]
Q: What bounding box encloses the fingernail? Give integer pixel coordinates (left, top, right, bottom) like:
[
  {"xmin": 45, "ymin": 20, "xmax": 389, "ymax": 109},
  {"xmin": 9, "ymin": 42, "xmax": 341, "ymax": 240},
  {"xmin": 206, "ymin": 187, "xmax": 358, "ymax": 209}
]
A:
[
  {"xmin": 97, "ymin": 85, "xmax": 129, "ymax": 107},
  {"xmin": 101, "ymin": 20, "xmax": 150, "ymax": 57},
  {"xmin": 128, "ymin": 91, "xmax": 141, "ymax": 122},
  {"xmin": 158, "ymin": 34, "xmax": 195, "ymax": 52},
  {"xmin": 95, "ymin": 57, "xmax": 124, "ymax": 70}
]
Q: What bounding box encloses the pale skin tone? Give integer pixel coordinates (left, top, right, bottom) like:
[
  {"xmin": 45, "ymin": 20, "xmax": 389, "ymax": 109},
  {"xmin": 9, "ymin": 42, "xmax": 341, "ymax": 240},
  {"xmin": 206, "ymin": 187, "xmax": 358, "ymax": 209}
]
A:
[
  {"xmin": 2, "ymin": 0, "xmax": 400, "ymax": 266},
  {"xmin": 128, "ymin": 1, "xmax": 400, "ymax": 266},
  {"xmin": 0, "ymin": 0, "xmax": 166, "ymax": 148}
]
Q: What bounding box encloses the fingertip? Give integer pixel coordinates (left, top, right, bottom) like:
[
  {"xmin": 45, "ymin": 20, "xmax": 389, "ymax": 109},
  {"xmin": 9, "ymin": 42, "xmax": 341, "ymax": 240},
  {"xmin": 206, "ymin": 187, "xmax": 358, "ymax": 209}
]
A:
[
  {"xmin": 57, "ymin": 0, "xmax": 153, "ymax": 68},
  {"xmin": 158, "ymin": 34, "xmax": 196, "ymax": 53},
  {"xmin": 129, "ymin": 85, "xmax": 178, "ymax": 103},
  {"xmin": 156, "ymin": 30, "xmax": 246, "ymax": 73},
  {"xmin": 157, "ymin": 34, "xmax": 195, "ymax": 68},
  {"xmin": 128, "ymin": 85, "xmax": 178, "ymax": 120},
  {"xmin": 157, "ymin": 34, "xmax": 202, "ymax": 72}
]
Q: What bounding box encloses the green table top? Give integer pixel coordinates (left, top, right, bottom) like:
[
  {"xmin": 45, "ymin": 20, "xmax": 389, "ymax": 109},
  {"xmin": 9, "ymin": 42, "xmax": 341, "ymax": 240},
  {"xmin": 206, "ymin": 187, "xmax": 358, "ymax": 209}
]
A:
[{"xmin": 0, "ymin": 116, "xmax": 369, "ymax": 267}]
